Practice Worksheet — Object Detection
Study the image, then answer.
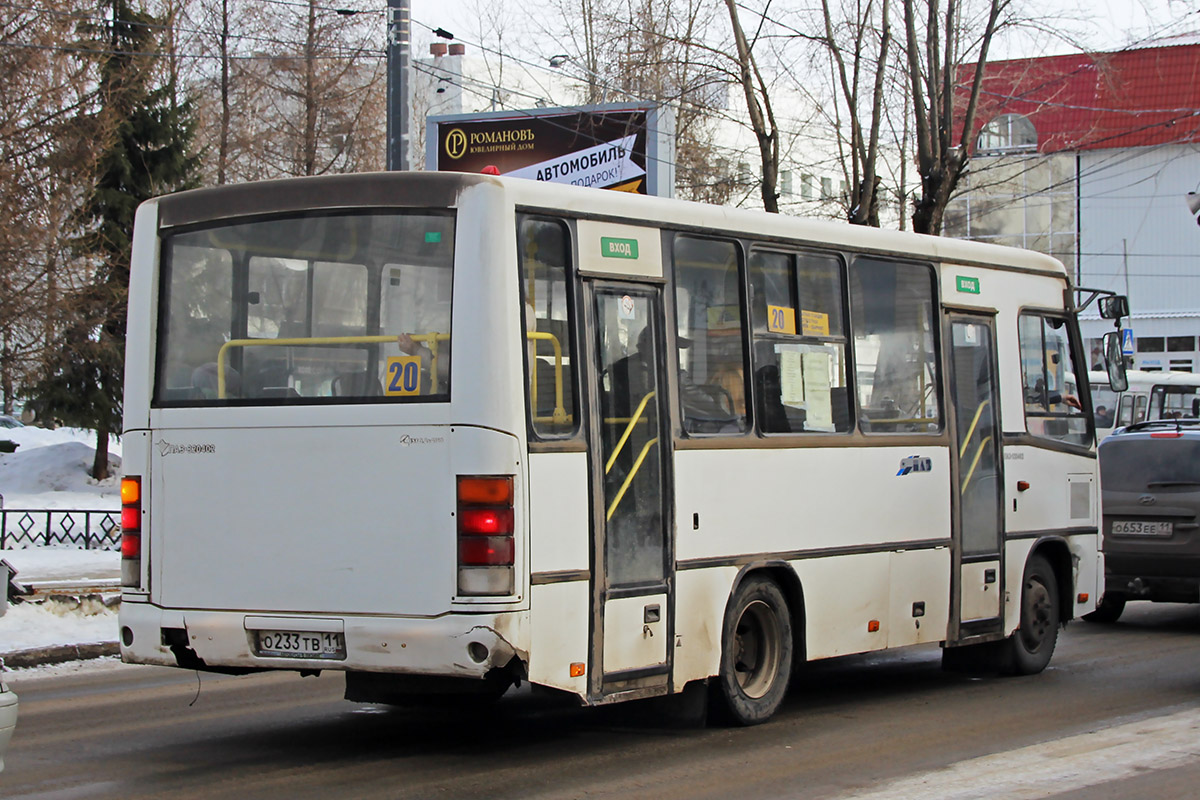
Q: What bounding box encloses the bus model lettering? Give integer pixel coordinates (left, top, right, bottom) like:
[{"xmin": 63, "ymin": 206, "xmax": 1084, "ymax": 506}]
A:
[{"xmin": 121, "ymin": 171, "xmax": 1118, "ymax": 727}]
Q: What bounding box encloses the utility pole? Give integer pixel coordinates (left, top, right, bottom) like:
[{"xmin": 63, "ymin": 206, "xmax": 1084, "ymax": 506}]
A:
[{"xmin": 386, "ymin": 0, "xmax": 410, "ymax": 170}]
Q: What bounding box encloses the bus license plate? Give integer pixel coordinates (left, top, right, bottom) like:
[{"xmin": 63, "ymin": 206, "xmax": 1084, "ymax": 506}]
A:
[
  {"xmin": 1111, "ymin": 520, "xmax": 1173, "ymax": 536},
  {"xmin": 255, "ymin": 630, "xmax": 346, "ymax": 660}
]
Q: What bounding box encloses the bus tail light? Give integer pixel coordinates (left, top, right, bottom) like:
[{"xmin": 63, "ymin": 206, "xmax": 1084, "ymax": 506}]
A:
[
  {"xmin": 121, "ymin": 477, "xmax": 142, "ymax": 587},
  {"xmin": 457, "ymin": 476, "xmax": 515, "ymax": 596}
]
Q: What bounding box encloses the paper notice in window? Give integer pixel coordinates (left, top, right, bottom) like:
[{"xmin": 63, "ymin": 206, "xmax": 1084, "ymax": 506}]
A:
[
  {"xmin": 802, "ymin": 351, "xmax": 834, "ymax": 430},
  {"xmin": 779, "ymin": 349, "xmax": 805, "ymax": 407}
]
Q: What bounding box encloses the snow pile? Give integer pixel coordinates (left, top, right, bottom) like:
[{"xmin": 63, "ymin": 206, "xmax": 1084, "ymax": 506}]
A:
[{"xmin": 0, "ymin": 426, "xmax": 121, "ymax": 510}]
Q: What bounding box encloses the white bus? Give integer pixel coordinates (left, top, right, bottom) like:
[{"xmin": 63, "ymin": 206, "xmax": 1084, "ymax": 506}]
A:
[
  {"xmin": 118, "ymin": 172, "xmax": 1126, "ymax": 725},
  {"xmin": 1090, "ymin": 369, "xmax": 1200, "ymax": 440}
]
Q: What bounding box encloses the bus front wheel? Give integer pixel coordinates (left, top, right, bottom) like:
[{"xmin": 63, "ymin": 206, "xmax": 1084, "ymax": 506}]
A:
[
  {"xmin": 1004, "ymin": 554, "xmax": 1060, "ymax": 675},
  {"xmin": 712, "ymin": 576, "xmax": 793, "ymax": 726}
]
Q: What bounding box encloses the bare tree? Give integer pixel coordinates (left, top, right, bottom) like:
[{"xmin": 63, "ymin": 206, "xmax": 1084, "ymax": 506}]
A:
[
  {"xmin": 724, "ymin": 0, "xmax": 780, "ymax": 212},
  {"xmin": 903, "ymin": 0, "xmax": 1008, "ymax": 234},
  {"xmin": 819, "ymin": 0, "xmax": 892, "ymax": 226}
]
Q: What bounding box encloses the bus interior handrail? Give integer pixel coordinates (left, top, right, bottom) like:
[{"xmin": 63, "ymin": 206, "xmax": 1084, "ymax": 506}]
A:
[
  {"xmin": 215, "ymin": 333, "xmax": 449, "ymax": 398},
  {"xmin": 607, "ymin": 437, "xmax": 660, "ymax": 521}
]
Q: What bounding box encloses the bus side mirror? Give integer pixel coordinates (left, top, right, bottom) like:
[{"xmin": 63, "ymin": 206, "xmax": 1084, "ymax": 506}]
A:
[
  {"xmin": 1098, "ymin": 295, "xmax": 1129, "ymax": 320},
  {"xmin": 1104, "ymin": 331, "xmax": 1128, "ymax": 392}
]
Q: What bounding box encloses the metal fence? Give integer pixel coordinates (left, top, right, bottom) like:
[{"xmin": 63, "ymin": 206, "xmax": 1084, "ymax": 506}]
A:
[{"xmin": 0, "ymin": 509, "xmax": 121, "ymax": 550}]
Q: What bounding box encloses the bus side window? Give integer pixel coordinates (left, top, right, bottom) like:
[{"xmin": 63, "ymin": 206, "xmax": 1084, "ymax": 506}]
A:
[
  {"xmin": 1117, "ymin": 394, "xmax": 1134, "ymax": 426},
  {"xmin": 748, "ymin": 248, "xmax": 851, "ymax": 433},
  {"xmin": 1018, "ymin": 313, "xmax": 1089, "ymax": 445},
  {"xmin": 1134, "ymin": 394, "xmax": 1148, "ymax": 423},
  {"xmin": 519, "ymin": 218, "xmax": 577, "ymax": 438},
  {"xmin": 672, "ymin": 236, "xmax": 750, "ymax": 435},
  {"xmin": 849, "ymin": 258, "xmax": 941, "ymax": 433}
]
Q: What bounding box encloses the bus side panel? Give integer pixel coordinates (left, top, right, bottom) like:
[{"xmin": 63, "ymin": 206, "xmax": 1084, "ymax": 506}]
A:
[
  {"xmin": 527, "ymin": 453, "xmax": 589, "ymax": 576},
  {"xmin": 888, "ymin": 548, "xmax": 951, "ymax": 646},
  {"xmin": 525, "ymin": 451, "xmax": 591, "ymax": 696},
  {"xmin": 673, "ymin": 566, "xmax": 738, "ymax": 686},
  {"xmin": 528, "ymin": 582, "xmax": 590, "ymax": 695},
  {"xmin": 796, "ymin": 553, "xmax": 890, "ymax": 657},
  {"xmin": 673, "ymin": 447, "xmax": 951, "ymax": 563}
]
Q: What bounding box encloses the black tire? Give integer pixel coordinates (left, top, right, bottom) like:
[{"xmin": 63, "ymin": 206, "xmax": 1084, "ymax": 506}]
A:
[
  {"xmin": 1004, "ymin": 554, "xmax": 1060, "ymax": 675},
  {"xmin": 711, "ymin": 576, "xmax": 793, "ymax": 726},
  {"xmin": 1083, "ymin": 593, "xmax": 1126, "ymax": 624}
]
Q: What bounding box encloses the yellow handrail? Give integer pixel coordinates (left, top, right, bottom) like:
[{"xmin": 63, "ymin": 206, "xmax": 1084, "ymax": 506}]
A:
[
  {"xmin": 606, "ymin": 437, "xmax": 659, "ymax": 521},
  {"xmin": 605, "ymin": 391, "xmax": 656, "ymax": 474},
  {"xmin": 961, "ymin": 435, "xmax": 993, "ymax": 495},
  {"xmin": 527, "ymin": 331, "xmax": 566, "ymax": 424},
  {"xmin": 215, "ymin": 332, "xmax": 448, "ymax": 398},
  {"xmin": 959, "ymin": 399, "xmax": 991, "ymax": 458}
]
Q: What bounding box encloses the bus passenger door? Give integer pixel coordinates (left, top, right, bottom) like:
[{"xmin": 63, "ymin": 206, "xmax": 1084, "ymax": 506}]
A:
[
  {"xmin": 586, "ymin": 284, "xmax": 673, "ymax": 699},
  {"xmin": 948, "ymin": 314, "xmax": 1005, "ymax": 637}
]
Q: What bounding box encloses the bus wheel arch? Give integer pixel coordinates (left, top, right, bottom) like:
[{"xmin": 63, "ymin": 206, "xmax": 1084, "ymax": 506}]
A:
[
  {"xmin": 1027, "ymin": 537, "xmax": 1075, "ymax": 624},
  {"xmin": 711, "ymin": 564, "xmax": 802, "ymax": 726}
]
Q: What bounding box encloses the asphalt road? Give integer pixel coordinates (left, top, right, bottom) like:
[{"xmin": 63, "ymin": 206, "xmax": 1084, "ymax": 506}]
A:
[{"xmin": 5, "ymin": 602, "xmax": 1200, "ymax": 800}]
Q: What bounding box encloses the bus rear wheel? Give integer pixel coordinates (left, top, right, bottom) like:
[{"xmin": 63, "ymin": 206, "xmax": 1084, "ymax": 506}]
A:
[
  {"xmin": 1004, "ymin": 554, "xmax": 1060, "ymax": 675},
  {"xmin": 712, "ymin": 576, "xmax": 793, "ymax": 726}
]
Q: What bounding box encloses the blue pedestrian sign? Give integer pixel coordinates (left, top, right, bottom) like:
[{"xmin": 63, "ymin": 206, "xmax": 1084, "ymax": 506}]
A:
[{"xmin": 1121, "ymin": 328, "xmax": 1134, "ymax": 356}]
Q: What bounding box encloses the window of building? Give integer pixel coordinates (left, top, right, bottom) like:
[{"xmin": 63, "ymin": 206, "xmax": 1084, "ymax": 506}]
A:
[
  {"xmin": 1168, "ymin": 336, "xmax": 1195, "ymax": 352},
  {"xmin": 820, "ymin": 177, "xmax": 833, "ymax": 200},
  {"xmin": 748, "ymin": 249, "xmax": 851, "ymax": 433},
  {"xmin": 849, "ymin": 258, "xmax": 941, "ymax": 433},
  {"xmin": 519, "ymin": 217, "xmax": 577, "ymax": 438},
  {"xmin": 780, "ymin": 170, "xmax": 793, "ymax": 197},
  {"xmin": 1018, "ymin": 313, "xmax": 1089, "ymax": 445},
  {"xmin": 976, "ymin": 113, "xmax": 1037, "ymax": 155},
  {"xmin": 1137, "ymin": 336, "xmax": 1164, "ymax": 353},
  {"xmin": 801, "ymin": 174, "xmax": 813, "ymax": 200},
  {"xmin": 673, "ymin": 236, "xmax": 750, "ymax": 435}
]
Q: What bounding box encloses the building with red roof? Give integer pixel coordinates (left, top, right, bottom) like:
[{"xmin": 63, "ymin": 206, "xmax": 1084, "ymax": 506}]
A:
[{"xmin": 946, "ymin": 40, "xmax": 1200, "ymax": 372}]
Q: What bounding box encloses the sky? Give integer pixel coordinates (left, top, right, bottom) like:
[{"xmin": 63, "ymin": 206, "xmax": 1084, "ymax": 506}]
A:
[{"xmin": 406, "ymin": 0, "xmax": 1200, "ymax": 66}]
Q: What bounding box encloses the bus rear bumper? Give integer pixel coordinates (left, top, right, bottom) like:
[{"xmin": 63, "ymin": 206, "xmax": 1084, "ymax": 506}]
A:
[{"xmin": 118, "ymin": 598, "xmax": 528, "ymax": 679}]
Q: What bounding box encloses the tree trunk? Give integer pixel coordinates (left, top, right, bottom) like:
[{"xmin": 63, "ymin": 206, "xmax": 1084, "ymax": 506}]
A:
[{"xmin": 93, "ymin": 426, "xmax": 110, "ymax": 481}]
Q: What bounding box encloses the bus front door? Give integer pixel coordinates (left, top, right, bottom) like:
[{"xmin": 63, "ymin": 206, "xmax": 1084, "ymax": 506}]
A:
[
  {"xmin": 949, "ymin": 314, "xmax": 1005, "ymax": 637},
  {"xmin": 587, "ymin": 284, "xmax": 673, "ymax": 699}
]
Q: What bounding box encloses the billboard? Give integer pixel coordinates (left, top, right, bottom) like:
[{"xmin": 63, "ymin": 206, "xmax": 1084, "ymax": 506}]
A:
[{"xmin": 427, "ymin": 103, "xmax": 674, "ymax": 197}]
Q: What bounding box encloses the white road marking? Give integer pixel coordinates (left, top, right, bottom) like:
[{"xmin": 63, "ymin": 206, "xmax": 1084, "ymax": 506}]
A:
[{"xmin": 834, "ymin": 707, "xmax": 1200, "ymax": 799}]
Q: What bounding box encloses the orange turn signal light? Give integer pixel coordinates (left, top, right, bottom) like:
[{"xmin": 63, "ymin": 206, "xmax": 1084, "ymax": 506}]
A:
[
  {"xmin": 570, "ymin": 662, "xmax": 585, "ymax": 678},
  {"xmin": 121, "ymin": 478, "xmax": 140, "ymax": 505},
  {"xmin": 458, "ymin": 476, "xmax": 514, "ymax": 506},
  {"xmin": 867, "ymin": 620, "xmax": 880, "ymax": 633},
  {"xmin": 1078, "ymin": 593, "xmax": 1089, "ymax": 603}
]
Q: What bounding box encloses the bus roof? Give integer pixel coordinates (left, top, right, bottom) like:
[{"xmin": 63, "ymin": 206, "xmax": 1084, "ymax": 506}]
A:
[
  {"xmin": 151, "ymin": 171, "xmax": 1068, "ymax": 277},
  {"xmin": 1089, "ymin": 369, "xmax": 1200, "ymax": 387}
]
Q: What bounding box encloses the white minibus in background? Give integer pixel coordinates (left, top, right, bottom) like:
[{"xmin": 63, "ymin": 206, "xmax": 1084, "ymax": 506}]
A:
[
  {"xmin": 1089, "ymin": 369, "xmax": 1200, "ymax": 440},
  {"xmin": 118, "ymin": 172, "xmax": 1126, "ymax": 725}
]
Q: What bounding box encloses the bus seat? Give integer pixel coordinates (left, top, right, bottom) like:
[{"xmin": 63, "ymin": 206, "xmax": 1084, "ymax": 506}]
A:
[{"xmin": 246, "ymin": 361, "xmax": 291, "ymax": 398}]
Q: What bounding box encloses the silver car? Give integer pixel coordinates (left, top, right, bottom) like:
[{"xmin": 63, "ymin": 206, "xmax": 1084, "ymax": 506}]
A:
[{"xmin": 0, "ymin": 678, "xmax": 16, "ymax": 772}]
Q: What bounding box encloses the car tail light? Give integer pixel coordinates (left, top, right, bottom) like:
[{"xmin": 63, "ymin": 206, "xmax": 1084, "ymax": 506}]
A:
[
  {"xmin": 121, "ymin": 477, "xmax": 141, "ymax": 587},
  {"xmin": 1151, "ymin": 431, "xmax": 1183, "ymax": 438},
  {"xmin": 457, "ymin": 476, "xmax": 515, "ymax": 596}
]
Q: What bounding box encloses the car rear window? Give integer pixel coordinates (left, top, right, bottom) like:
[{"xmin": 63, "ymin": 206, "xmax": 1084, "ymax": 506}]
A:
[{"xmin": 1099, "ymin": 438, "xmax": 1200, "ymax": 492}]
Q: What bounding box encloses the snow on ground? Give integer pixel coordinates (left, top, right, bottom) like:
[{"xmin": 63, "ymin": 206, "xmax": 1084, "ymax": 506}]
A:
[
  {"xmin": 1, "ymin": 599, "xmax": 117, "ymax": 653},
  {"xmin": 1, "ymin": 426, "xmax": 122, "ymax": 658}
]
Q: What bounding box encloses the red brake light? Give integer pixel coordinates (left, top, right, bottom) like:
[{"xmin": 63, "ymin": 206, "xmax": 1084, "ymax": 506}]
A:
[
  {"xmin": 459, "ymin": 508, "xmax": 514, "ymax": 535},
  {"xmin": 459, "ymin": 536, "xmax": 515, "ymax": 566},
  {"xmin": 121, "ymin": 533, "xmax": 141, "ymax": 559},
  {"xmin": 121, "ymin": 506, "xmax": 141, "ymax": 532},
  {"xmin": 1151, "ymin": 431, "xmax": 1183, "ymax": 438}
]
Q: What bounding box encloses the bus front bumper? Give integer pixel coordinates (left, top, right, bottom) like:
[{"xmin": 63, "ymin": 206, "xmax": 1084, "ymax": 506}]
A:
[{"xmin": 118, "ymin": 598, "xmax": 528, "ymax": 679}]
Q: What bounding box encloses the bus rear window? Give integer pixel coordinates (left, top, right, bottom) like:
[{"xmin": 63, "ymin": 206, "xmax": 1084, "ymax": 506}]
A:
[{"xmin": 154, "ymin": 211, "xmax": 455, "ymax": 405}]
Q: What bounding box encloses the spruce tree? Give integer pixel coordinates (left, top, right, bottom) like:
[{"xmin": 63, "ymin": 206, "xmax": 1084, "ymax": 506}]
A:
[{"xmin": 23, "ymin": 0, "xmax": 200, "ymax": 478}]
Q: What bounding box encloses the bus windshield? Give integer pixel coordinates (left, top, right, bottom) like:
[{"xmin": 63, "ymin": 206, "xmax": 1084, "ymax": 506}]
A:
[{"xmin": 154, "ymin": 210, "xmax": 455, "ymax": 405}]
